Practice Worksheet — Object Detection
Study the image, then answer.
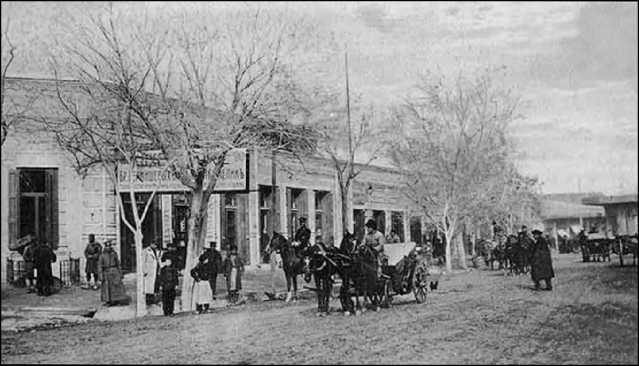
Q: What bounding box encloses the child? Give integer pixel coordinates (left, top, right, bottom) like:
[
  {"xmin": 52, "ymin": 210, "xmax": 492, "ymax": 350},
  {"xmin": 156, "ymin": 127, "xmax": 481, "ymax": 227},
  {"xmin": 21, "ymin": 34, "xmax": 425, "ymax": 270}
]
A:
[
  {"xmin": 190, "ymin": 257, "xmax": 212, "ymax": 314},
  {"xmin": 158, "ymin": 258, "xmax": 179, "ymax": 316},
  {"xmin": 223, "ymin": 245, "xmax": 244, "ymax": 305}
]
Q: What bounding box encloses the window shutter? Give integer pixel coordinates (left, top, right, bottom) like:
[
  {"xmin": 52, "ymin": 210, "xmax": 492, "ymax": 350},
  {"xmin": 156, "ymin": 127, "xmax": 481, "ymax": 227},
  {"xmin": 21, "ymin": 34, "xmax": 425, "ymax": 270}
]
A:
[
  {"xmin": 286, "ymin": 188, "xmax": 293, "ymax": 239},
  {"xmin": 46, "ymin": 169, "xmax": 59, "ymax": 249},
  {"xmin": 8, "ymin": 169, "xmax": 19, "ymax": 249}
]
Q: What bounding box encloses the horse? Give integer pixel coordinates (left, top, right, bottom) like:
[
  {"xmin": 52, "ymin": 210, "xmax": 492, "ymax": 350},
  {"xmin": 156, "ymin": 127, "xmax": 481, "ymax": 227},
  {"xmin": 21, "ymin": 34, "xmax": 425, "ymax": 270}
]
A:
[
  {"xmin": 303, "ymin": 246, "xmax": 339, "ymax": 316},
  {"xmin": 337, "ymin": 243, "xmax": 384, "ymax": 315},
  {"xmin": 265, "ymin": 231, "xmax": 307, "ymax": 302},
  {"xmin": 476, "ymin": 239, "xmax": 498, "ymax": 270}
]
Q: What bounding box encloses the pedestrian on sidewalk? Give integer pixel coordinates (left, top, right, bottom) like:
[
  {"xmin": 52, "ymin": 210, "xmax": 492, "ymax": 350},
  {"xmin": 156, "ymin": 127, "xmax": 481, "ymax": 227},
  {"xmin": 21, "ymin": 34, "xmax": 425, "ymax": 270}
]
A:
[
  {"xmin": 223, "ymin": 245, "xmax": 244, "ymax": 305},
  {"xmin": 143, "ymin": 241, "xmax": 162, "ymax": 305},
  {"xmin": 99, "ymin": 240, "xmax": 130, "ymax": 306},
  {"xmin": 22, "ymin": 239, "xmax": 37, "ymax": 293},
  {"xmin": 33, "ymin": 240, "xmax": 56, "ymax": 296},
  {"xmin": 530, "ymin": 229, "xmax": 555, "ymax": 291},
  {"xmin": 84, "ymin": 234, "xmax": 102, "ymax": 290},
  {"xmin": 158, "ymin": 258, "xmax": 179, "ymax": 316},
  {"xmin": 190, "ymin": 256, "xmax": 212, "ymax": 314},
  {"xmin": 199, "ymin": 241, "xmax": 222, "ymax": 301}
]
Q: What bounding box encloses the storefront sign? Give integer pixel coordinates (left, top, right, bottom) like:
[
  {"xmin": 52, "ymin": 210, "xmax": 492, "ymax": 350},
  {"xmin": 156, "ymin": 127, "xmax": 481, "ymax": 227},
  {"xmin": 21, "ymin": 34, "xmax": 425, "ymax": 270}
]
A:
[{"xmin": 118, "ymin": 149, "xmax": 248, "ymax": 192}]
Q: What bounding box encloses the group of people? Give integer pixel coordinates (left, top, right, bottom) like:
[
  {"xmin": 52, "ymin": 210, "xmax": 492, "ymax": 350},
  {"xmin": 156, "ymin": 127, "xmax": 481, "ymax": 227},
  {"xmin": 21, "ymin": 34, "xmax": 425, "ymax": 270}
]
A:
[
  {"xmin": 21, "ymin": 239, "xmax": 57, "ymax": 296},
  {"xmin": 83, "ymin": 235, "xmax": 246, "ymax": 316},
  {"xmin": 186, "ymin": 241, "xmax": 245, "ymax": 316}
]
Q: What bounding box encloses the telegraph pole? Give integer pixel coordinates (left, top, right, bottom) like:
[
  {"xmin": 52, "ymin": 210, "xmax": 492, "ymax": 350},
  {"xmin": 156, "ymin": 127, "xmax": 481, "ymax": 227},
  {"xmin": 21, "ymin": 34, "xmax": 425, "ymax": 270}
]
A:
[{"xmin": 345, "ymin": 50, "xmax": 353, "ymax": 165}]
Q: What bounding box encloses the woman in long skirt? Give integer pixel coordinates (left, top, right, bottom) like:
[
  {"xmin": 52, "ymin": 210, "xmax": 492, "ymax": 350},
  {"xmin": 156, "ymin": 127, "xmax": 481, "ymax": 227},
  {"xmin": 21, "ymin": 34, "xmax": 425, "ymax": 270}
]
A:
[
  {"xmin": 99, "ymin": 241, "xmax": 130, "ymax": 306},
  {"xmin": 191, "ymin": 262, "xmax": 212, "ymax": 313}
]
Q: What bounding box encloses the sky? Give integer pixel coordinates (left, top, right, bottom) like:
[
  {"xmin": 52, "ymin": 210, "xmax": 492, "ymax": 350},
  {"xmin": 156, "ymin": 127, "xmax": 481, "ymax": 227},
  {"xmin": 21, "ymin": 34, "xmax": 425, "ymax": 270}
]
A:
[{"xmin": 2, "ymin": 1, "xmax": 637, "ymax": 195}]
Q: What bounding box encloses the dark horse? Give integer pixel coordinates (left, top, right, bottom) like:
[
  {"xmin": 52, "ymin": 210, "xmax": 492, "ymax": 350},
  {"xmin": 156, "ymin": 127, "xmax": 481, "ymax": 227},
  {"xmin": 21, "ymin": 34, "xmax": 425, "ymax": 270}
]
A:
[
  {"xmin": 335, "ymin": 234, "xmax": 384, "ymax": 315},
  {"xmin": 265, "ymin": 231, "xmax": 306, "ymax": 302},
  {"xmin": 303, "ymin": 247, "xmax": 339, "ymax": 316}
]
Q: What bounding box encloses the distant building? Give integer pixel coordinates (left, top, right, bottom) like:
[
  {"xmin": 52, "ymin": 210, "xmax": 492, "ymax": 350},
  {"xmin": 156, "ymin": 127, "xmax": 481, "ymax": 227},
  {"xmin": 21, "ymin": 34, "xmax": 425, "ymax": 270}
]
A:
[
  {"xmin": 1, "ymin": 76, "xmax": 422, "ymax": 285},
  {"xmin": 540, "ymin": 197, "xmax": 605, "ymax": 247},
  {"xmin": 582, "ymin": 194, "xmax": 638, "ymax": 236}
]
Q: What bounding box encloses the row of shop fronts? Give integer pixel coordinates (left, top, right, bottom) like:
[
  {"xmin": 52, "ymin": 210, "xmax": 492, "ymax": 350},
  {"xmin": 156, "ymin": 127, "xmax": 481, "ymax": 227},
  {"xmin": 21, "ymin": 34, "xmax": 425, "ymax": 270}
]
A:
[{"xmin": 1, "ymin": 77, "xmax": 423, "ymax": 282}]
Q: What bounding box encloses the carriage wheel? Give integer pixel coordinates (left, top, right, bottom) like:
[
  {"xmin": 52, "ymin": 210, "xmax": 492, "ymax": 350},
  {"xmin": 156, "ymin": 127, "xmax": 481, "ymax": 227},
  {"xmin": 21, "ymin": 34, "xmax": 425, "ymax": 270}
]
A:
[{"xmin": 413, "ymin": 266, "xmax": 428, "ymax": 304}]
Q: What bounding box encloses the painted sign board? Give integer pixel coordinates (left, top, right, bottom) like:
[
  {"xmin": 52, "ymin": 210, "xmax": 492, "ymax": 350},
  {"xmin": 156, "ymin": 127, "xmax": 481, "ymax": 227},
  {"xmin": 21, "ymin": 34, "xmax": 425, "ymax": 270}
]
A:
[{"xmin": 118, "ymin": 149, "xmax": 248, "ymax": 193}]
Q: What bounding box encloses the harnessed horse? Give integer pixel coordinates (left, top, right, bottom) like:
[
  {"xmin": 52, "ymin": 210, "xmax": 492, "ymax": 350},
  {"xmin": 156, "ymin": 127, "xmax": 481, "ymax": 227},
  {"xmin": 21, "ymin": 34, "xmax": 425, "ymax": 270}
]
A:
[
  {"xmin": 334, "ymin": 236, "xmax": 384, "ymax": 315},
  {"xmin": 303, "ymin": 245, "xmax": 340, "ymax": 316},
  {"xmin": 265, "ymin": 231, "xmax": 307, "ymax": 302}
]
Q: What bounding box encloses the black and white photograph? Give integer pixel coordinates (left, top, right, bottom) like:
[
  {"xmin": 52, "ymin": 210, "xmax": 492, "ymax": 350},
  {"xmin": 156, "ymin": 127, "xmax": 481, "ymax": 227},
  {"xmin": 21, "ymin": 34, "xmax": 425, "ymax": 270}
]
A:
[{"xmin": 1, "ymin": 1, "xmax": 637, "ymax": 364}]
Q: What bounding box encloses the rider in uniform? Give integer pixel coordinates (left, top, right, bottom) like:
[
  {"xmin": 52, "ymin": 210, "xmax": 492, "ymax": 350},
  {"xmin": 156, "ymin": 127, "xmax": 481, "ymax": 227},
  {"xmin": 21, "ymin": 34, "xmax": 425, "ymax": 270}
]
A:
[
  {"xmin": 294, "ymin": 216, "xmax": 311, "ymax": 257},
  {"xmin": 363, "ymin": 219, "xmax": 386, "ymax": 278}
]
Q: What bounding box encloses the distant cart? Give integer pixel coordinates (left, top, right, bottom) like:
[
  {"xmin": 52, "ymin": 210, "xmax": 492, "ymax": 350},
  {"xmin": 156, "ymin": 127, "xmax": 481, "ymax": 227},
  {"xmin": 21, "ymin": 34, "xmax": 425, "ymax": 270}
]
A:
[{"xmin": 580, "ymin": 232, "xmax": 613, "ymax": 262}]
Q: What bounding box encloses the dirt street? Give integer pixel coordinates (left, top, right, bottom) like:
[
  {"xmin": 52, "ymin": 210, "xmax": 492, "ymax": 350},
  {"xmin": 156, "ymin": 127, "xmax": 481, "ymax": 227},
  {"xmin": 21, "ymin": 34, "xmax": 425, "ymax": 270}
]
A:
[{"xmin": 2, "ymin": 253, "xmax": 637, "ymax": 364}]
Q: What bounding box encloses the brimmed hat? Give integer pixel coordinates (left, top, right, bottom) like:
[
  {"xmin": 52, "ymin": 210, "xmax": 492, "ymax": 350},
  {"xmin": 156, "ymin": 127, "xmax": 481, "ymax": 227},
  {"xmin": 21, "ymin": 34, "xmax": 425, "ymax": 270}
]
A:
[
  {"xmin": 365, "ymin": 219, "xmax": 377, "ymax": 229},
  {"xmin": 531, "ymin": 229, "xmax": 543, "ymax": 235},
  {"xmin": 298, "ymin": 216, "xmax": 307, "ymax": 223}
]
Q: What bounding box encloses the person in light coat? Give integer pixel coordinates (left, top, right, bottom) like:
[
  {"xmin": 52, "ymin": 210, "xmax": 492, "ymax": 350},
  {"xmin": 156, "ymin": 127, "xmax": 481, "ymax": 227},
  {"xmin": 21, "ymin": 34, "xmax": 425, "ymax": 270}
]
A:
[{"xmin": 142, "ymin": 241, "xmax": 163, "ymax": 305}]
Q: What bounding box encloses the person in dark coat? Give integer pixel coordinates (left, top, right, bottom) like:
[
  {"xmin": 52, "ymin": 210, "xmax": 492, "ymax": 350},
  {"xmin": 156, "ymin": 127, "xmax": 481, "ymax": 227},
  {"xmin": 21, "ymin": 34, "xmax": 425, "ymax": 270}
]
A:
[
  {"xmin": 84, "ymin": 234, "xmax": 102, "ymax": 290},
  {"xmin": 294, "ymin": 217, "xmax": 311, "ymax": 256},
  {"xmin": 199, "ymin": 241, "xmax": 222, "ymax": 301},
  {"xmin": 223, "ymin": 245, "xmax": 244, "ymax": 304},
  {"xmin": 158, "ymin": 258, "xmax": 179, "ymax": 316},
  {"xmin": 33, "ymin": 241, "xmax": 56, "ymax": 296},
  {"xmin": 530, "ymin": 230, "xmax": 555, "ymax": 291},
  {"xmin": 22, "ymin": 240, "xmax": 37, "ymax": 293},
  {"xmin": 99, "ymin": 241, "xmax": 130, "ymax": 306}
]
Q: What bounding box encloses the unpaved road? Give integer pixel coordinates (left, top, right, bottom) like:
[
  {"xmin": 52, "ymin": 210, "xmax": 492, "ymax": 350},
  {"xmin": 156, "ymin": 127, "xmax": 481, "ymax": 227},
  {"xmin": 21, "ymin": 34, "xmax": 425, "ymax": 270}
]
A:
[{"xmin": 2, "ymin": 253, "xmax": 637, "ymax": 364}]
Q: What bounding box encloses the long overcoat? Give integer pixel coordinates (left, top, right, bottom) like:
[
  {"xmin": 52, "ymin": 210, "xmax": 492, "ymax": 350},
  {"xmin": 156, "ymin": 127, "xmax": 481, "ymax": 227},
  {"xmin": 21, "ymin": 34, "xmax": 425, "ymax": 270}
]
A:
[
  {"xmin": 530, "ymin": 236, "xmax": 555, "ymax": 282},
  {"xmin": 142, "ymin": 247, "xmax": 162, "ymax": 294},
  {"xmin": 99, "ymin": 248, "xmax": 129, "ymax": 304}
]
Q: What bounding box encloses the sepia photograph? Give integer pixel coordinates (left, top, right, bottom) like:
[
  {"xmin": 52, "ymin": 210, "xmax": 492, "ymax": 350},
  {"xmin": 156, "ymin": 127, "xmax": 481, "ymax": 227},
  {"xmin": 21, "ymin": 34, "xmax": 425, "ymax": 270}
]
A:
[{"xmin": 1, "ymin": 1, "xmax": 637, "ymax": 364}]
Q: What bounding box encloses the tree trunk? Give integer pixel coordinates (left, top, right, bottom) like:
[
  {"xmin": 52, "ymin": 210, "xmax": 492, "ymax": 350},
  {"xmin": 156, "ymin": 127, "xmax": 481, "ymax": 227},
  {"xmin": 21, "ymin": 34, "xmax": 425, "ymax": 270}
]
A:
[
  {"xmin": 180, "ymin": 188, "xmax": 211, "ymax": 312},
  {"xmin": 340, "ymin": 182, "xmax": 350, "ymax": 235},
  {"xmin": 444, "ymin": 231, "xmax": 453, "ymax": 273},
  {"xmin": 456, "ymin": 234, "xmax": 468, "ymax": 270},
  {"xmin": 134, "ymin": 230, "xmax": 146, "ymax": 316},
  {"xmin": 471, "ymin": 229, "xmax": 477, "ymax": 258}
]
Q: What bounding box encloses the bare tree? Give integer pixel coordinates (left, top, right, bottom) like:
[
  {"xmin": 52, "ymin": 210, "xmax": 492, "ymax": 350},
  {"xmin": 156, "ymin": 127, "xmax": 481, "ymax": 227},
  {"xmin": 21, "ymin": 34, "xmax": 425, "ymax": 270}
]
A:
[
  {"xmin": 300, "ymin": 52, "xmax": 385, "ymax": 236},
  {"xmin": 1, "ymin": 20, "xmax": 39, "ymax": 146},
  {"xmin": 47, "ymin": 4, "xmax": 320, "ymax": 312},
  {"xmin": 43, "ymin": 78, "xmax": 171, "ymax": 316},
  {"xmin": 389, "ymin": 68, "xmax": 521, "ymax": 272}
]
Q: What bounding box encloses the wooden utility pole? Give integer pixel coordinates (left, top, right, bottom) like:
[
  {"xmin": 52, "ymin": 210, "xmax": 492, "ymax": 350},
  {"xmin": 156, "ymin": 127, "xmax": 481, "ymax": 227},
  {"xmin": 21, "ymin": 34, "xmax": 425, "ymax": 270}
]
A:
[{"xmin": 345, "ymin": 51, "xmax": 353, "ymax": 171}]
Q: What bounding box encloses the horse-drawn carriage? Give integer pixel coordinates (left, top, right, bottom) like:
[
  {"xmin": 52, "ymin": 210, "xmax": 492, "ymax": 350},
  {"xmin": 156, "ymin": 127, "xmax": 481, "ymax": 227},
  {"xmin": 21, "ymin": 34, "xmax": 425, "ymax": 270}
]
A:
[
  {"xmin": 379, "ymin": 242, "xmax": 432, "ymax": 305},
  {"xmin": 581, "ymin": 232, "xmax": 612, "ymax": 262}
]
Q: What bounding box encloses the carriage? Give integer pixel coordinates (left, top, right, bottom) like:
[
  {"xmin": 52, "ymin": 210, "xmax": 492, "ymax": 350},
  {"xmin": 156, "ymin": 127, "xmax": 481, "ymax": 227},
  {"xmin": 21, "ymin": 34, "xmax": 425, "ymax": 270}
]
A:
[
  {"xmin": 581, "ymin": 232, "xmax": 613, "ymax": 262},
  {"xmin": 378, "ymin": 242, "xmax": 433, "ymax": 306}
]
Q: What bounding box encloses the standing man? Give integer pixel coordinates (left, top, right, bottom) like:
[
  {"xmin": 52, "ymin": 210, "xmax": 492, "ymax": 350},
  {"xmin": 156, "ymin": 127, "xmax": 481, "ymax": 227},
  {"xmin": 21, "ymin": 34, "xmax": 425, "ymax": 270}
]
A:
[
  {"xmin": 33, "ymin": 240, "xmax": 57, "ymax": 296},
  {"xmin": 363, "ymin": 219, "xmax": 386, "ymax": 277},
  {"xmin": 294, "ymin": 216, "xmax": 311, "ymax": 256},
  {"xmin": 199, "ymin": 241, "xmax": 222, "ymax": 301},
  {"xmin": 142, "ymin": 241, "xmax": 162, "ymax": 305},
  {"xmin": 84, "ymin": 234, "xmax": 102, "ymax": 290},
  {"xmin": 530, "ymin": 229, "xmax": 555, "ymax": 291},
  {"xmin": 22, "ymin": 239, "xmax": 37, "ymax": 293}
]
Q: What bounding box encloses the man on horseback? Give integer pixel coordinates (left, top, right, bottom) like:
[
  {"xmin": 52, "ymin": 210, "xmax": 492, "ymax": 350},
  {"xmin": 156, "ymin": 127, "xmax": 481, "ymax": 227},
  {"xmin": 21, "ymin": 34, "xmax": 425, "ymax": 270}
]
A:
[
  {"xmin": 363, "ymin": 219, "xmax": 386, "ymax": 278},
  {"xmin": 293, "ymin": 216, "xmax": 311, "ymax": 257}
]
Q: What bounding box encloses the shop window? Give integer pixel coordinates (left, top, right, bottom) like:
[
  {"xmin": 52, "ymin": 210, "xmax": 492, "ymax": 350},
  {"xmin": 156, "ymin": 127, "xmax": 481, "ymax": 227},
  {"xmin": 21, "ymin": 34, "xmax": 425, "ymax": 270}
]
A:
[
  {"xmin": 372, "ymin": 210, "xmax": 385, "ymax": 235},
  {"xmin": 259, "ymin": 185, "xmax": 279, "ymax": 263},
  {"xmin": 391, "ymin": 211, "xmax": 404, "ymax": 242},
  {"xmin": 287, "ymin": 188, "xmax": 305, "ymax": 239},
  {"xmin": 315, "ymin": 190, "xmax": 333, "ymax": 244},
  {"xmin": 8, "ymin": 168, "xmax": 58, "ymax": 249},
  {"xmin": 353, "ymin": 209, "xmax": 366, "ymax": 244}
]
